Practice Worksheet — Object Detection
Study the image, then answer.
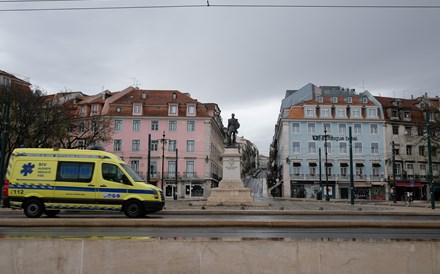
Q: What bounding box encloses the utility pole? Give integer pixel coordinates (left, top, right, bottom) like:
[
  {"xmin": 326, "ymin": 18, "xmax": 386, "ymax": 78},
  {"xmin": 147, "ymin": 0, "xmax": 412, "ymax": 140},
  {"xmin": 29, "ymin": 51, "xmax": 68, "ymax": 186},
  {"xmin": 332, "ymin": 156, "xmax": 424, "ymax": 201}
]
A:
[
  {"xmin": 349, "ymin": 126, "xmax": 355, "ymax": 205},
  {"xmin": 392, "ymin": 141, "xmax": 397, "ymax": 203},
  {"xmin": 174, "ymin": 148, "xmax": 178, "ymax": 200},
  {"xmin": 426, "ymin": 111, "xmax": 436, "ymax": 209}
]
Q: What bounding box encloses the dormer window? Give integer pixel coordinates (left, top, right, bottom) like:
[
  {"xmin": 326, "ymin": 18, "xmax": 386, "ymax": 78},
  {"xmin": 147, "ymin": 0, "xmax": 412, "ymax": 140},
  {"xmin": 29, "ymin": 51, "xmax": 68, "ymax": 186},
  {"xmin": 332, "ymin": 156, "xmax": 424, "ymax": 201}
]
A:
[
  {"xmin": 367, "ymin": 108, "xmax": 378, "ymax": 118},
  {"xmin": 80, "ymin": 106, "xmax": 86, "ymax": 115},
  {"xmin": 169, "ymin": 104, "xmax": 178, "ymax": 116},
  {"xmin": 172, "ymin": 93, "xmax": 177, "ymax": 100},
  {"xmin": 391, "ymin": 109, "xmax": 398, "ymax": 118},
  {"xmin": 336, "ymin": 107, "xmax": 346, "ymax": 118},
  {"xmin": 141, "ymin": 92, "xmax": 147, "ymax": 99},
  {"xmin": 404, "ymin": 111, "xmax": 411, "ymax": 119},
  {"xmin": 0, "ymin": 76, "xmax": 11, "ymax": 86},
  {"xmin": 133, "ymin": 104, "xmax": 142, "ymax": 115},
  {"xmin": 351, "ymin": 107, "xmax": 361, "ymax": 118},
  {"xmin": 91, "ymin": 104, "xmax": 98, "ymax": 114},
  {"xmin": 304, "ymin": 106, "xmax": 316, "ymax": 118},
  {"xmin": 346, "ymin": 97, "xmax": 352, "ymax": 103},
  {"xmin": 331, "ymin": 97, "xmax": 338, "ymax": 103},
  {"xmin": 317, "ymin": 96, "xmax": 323, "ymax": 103},
  {"xmin": 187, "ymin": 104, "xmax": 196, "ymax": 116},
  {"xmin": 320, "ymin": 107, "xmax": 331, "ymax": 118},
  {"xmin": 116, "ymin": 107, "xmax": 121, "ymax": 113},
  {"xmin": 362, "ymin": 97, "xmax": 368, "ymax": 103}
]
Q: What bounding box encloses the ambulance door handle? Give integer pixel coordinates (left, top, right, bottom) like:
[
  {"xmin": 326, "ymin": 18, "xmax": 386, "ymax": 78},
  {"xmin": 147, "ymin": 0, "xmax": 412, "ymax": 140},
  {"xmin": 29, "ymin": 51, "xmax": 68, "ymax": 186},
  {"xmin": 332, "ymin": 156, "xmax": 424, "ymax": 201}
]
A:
[
  {"xmin": 100, "ymin": 185, "xmax": 107, "ymax": 187},
  {"xmin": 88, "ymin": 184, "xmax": 94, "ymax": 187}
]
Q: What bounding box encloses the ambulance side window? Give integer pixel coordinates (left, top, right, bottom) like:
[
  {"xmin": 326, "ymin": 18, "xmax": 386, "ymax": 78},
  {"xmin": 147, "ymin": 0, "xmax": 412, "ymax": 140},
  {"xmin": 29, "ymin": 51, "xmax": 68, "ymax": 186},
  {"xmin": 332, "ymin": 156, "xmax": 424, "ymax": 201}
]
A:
[
  {"xmin": 56, "ymin": 162, "xmax": 94, "ymax": 182},
  {"xmin": 102, "ymin": 163, "xmax": 124, "ymax": 183}
]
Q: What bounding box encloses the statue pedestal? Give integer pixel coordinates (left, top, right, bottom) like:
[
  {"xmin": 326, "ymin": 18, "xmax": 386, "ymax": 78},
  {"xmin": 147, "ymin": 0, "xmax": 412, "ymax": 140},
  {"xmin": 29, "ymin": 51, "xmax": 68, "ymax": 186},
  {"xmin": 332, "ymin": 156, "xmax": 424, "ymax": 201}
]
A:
[{"xmin": 207, "ymin": 147, "xmax": 253, "ymax": 205}]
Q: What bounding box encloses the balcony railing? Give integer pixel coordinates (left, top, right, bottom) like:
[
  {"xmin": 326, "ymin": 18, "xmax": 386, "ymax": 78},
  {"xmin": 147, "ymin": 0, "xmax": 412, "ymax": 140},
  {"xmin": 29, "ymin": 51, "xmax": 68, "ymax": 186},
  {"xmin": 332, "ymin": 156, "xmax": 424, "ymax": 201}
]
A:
[{"xmin": 183, "ymin": 172, "xmax": 198, "ymax": 178}]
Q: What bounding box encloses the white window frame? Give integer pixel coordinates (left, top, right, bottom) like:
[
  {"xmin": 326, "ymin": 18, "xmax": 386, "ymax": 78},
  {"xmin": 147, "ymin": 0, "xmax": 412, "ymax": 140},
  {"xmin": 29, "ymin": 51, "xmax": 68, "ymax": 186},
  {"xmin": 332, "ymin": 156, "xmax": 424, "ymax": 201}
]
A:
[
  {"xmin": 132, "ymin": 120, "xmax": 141, "ymax": 131},
  {"xmin": 151, "ymin": 121, "xmax": 159, "ymax": 131},
  {"xmin": 354, "ymin": 124, "xmax": 362, "ymax": 134},
  {"xmin": 320, "ymin": 107, "xmax": 331, "ymax": 118},
  {"xmin": 187, "ymin": 140, "xmax": 195, "ymax": 152},
  {"xmin": 187, "ymin": 121, "xmax": 195, "ymax": 131},
  {"xmin": 292, "ymin": 123, "xmax": 300, "ymax": 134},
  {"xmin": 114, "ymin": 139, "xmax": 122, "ymax": 151},
  {"xmin": 114, "ymin": 120, "xmax": 122, "ymax": 131},
  {"xmin": 133, "ymin": 104, "xmax": 142, "ymax": 115},
  {"xmin": 132, "ymin": 139, "xmax": 140, "ymax": 152},
  {"xmin": 336, "ymin": 107, "xmax": 346, "ymax": 118},
  {"xmin": 308, "ymin": 123, "xmax": 315, "ymax": 134},
  {"xmin": 308, "ymin": 142, "xmax": 316, "ymax": 154},
  {"xmin": 354, "ymin": 142, "xmax": 362, "ymax": 154},
  {"xmin": 351, "ymin": 108, "xmax": 361, "ymax": 118},
  {"xmin": 370, "ymin": 124, "xmax": 378, "ymax": 134},
  {"xmin": 339, "ymin": 123, "xmax": 346, "ymax": 135},
  {"xmin": 371, "ymin": 143, "xmax": 379, "ymax": 154},
  {"xmin": 367, "ymin": 108, "xmax": 378, "ymax": 118},
  {"xmin": 292, "ymin": 142, "xmax": 300, "ymax": 154},
  {"xmin": 169, "ymin": 121, "xmax": 177, "ymax": 131},
  {"xmin": 187, "ymin": 104, "xmax": 196, "ymax": 116},
  {"xmin": 169, "ymin": 104, "xmax": 178, "ymax": 116},
  {"xmin": 339, "ymin": 142, "xmax": 347, "ymax": 154},
  {"xmin": 305, "ymin": 107, "xmax": 316, "ymax": 118}
]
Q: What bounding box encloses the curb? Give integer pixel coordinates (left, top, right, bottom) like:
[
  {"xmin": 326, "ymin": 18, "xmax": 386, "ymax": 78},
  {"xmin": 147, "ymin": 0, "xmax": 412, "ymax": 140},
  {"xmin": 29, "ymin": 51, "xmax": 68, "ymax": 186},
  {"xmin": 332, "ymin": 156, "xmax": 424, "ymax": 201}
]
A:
[{"xmin": 1, "ymin": 218, "xmax": 440, "ymax": 228}]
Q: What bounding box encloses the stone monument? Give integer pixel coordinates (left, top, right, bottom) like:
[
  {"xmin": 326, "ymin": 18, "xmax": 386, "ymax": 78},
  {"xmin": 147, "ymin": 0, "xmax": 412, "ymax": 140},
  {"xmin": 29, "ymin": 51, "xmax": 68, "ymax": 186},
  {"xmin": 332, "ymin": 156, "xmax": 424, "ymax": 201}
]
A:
[{"xmin": 208, "ymin": 114, "xmax": 253, "ymax": 205}]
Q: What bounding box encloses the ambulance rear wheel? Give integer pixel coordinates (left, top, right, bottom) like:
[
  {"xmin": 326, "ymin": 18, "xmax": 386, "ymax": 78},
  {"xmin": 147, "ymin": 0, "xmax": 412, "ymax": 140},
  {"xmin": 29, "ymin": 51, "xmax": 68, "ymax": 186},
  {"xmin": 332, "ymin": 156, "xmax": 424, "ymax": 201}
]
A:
[
  {"xmin": 124, "ymin": 200, "xmax": 145, "ymax": 218},
  {"xmin": 44, "ymin": 210, "xmax": 60, "ymax": 217},
  {"xmin": 24, "ymin": 199, "xmax": 44, "ymax": 218}
]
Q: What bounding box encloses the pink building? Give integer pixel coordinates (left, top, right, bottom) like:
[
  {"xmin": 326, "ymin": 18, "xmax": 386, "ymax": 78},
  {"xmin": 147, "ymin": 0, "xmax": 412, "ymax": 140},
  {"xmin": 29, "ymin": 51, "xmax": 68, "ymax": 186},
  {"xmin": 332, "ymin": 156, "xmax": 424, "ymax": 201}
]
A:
[{"xmin": 76, "ymin": 87, "xmax": 225, "ymax": 199}]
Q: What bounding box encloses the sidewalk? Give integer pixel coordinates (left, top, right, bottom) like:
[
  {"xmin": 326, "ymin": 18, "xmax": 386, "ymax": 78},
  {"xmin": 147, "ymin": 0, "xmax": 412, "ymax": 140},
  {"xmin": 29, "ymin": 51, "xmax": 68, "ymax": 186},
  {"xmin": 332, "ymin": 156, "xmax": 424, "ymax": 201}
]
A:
[{"xmin": 161, "ymin": 198, "xmax": 440, "ymax": 215}]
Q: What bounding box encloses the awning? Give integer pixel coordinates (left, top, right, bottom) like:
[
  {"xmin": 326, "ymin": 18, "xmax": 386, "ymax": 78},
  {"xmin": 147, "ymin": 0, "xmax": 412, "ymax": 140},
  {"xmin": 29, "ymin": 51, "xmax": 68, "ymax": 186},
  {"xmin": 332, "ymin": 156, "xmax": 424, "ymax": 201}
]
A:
[
  {"xmin": 293, "ymin": 163, "xmax": 301, "ymax": 167},
  {"xmin": 356, "ymin": 163, "xmax": 364, "ymax": 167},
  {"xmin": 372, "ymin": 163, "xmax": 381, "ymax": 167},
  {"xmin": 397, "ymin": 182, "xmax": 423, "ymax": 187},
  {"xmin": 340, "ymin": 163, "xmax": 349, "ymax": 167},
  {"xmin": 308, "ymin": 163, "xmax": 317, "ymax": 166},
  {"xmin": 371, "ymin": 181, "xmax": 386, "ymax": 186},
  {"xmin": 325, "ymin": 163, "xmax": 333, "ymax": 167}
]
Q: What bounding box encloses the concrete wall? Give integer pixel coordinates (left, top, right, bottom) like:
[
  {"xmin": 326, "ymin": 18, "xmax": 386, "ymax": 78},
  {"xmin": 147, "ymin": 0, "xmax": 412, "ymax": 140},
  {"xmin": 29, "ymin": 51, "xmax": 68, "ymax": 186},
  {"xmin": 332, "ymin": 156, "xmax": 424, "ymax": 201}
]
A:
[{"xmin": 0, "ymin": 239, "xmax": 439, "ymax": 274}]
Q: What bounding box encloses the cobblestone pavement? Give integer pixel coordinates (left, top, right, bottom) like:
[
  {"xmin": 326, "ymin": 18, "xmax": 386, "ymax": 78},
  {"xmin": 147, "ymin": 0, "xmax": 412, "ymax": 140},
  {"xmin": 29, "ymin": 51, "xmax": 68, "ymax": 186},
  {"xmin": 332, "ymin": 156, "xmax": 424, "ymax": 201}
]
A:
[{"xmin": 163, "ymin": 198, "xmax": 439, "ymax": 213}]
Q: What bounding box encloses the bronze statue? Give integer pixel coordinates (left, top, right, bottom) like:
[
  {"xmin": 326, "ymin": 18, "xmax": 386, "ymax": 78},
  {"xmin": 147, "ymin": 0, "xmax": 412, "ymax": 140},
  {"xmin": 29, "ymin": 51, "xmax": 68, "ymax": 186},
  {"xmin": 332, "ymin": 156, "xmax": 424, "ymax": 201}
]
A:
[{"xmin": 227, "ymin": 113, "xmax": 240, "ymax": 146}]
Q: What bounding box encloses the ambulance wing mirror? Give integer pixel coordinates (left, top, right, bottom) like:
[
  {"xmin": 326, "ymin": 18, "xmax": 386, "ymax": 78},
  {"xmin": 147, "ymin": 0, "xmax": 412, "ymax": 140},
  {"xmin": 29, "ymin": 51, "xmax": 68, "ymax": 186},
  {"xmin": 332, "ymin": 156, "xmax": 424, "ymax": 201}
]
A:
[{"xmin": 121, "ymin": 175, "xmax": 132, "ymax": 186}]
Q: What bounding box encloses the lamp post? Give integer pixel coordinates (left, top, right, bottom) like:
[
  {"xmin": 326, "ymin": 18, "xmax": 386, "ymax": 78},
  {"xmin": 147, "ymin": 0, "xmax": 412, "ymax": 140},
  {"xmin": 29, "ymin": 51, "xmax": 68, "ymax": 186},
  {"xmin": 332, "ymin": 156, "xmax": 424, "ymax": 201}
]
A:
[
  {"xmin": 324, "ymin": 126, "xmax": 330, "ymax": 201},
  {"xmin": 158, "ymin": 131, "xmax": 170, "ymax": 190},
  {"xmin": 426, "ymin": 111, "xmax": 436, "ymax": 209}
]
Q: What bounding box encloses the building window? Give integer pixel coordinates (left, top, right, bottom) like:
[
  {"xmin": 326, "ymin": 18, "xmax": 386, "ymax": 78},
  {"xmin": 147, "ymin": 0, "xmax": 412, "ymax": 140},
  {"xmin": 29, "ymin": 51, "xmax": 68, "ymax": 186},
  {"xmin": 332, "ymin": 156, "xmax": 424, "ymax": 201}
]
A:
[
  {"xmin": 79, "ymin": 122, "xmax": 85, "ymax": 132},
  {"xmin": 394, "ymin": 163, "xmax": 402, "ymax": 175},
  {"xmin": 331, "ymin": 97, "xmax": 338, "ymax": 103},
  {"xmin": 305, "ymin": 107, "xmax": 316, "ymax": 117},
  {"xmin": 323, "ymin": 123, "xmax": 331, "ymax": 134},
  {"xmin": 367, "ymin": 108, "xmax": 377, "ymax": 118},
  {"xmin": 150, "ymin": 140, "xmax": 158, "ymax": 151},
  {"xmin": 292, "ymin": 123, "xmax": 300, "ymax": 133},
  {"xmin": 308, "ymin": 123, "xmax": 315, "ymax": 134},
  {"xmin": 407, "ymin": 163, "xmax": 414, "ymax": 176},
  {"xmin": 371, "ymin": 143, "xmax": 379, "ymax": 154},
  {"xmin": 132, "ymin": 140, "xmax": 140, "ymax": 151},
  {"xmin": 292, "ymin": 142, "xmax": 300, "ymax": 154},
  {"xmin": 91, "ymin": 104, "xmax": 98, "ymax": 114},
  {"xmin": 356, "ymin": 165, "xmax": 364, "ymax": 177},
  {"xmin": 404, "ymin": 111, "xmax": 411, "ymax": 119},
  {"xmin": 292, "ymin": 164, "xmax": 301, "ymax": 176},
  {"xmin": 132, "ymin": 120, "xmax": 141, "ymax": 131},
  {"xmin": 370, "ymin": 124, "xmax": 378, "ymax": 134},
  {"xmin": 77, "ymin": 139, "xmax": 85, "ymax": 149},
  {"xmin": 169, "ymin": 121, "xmax": 177, "ymax": 131},
  {"xmin": 168, "ymin": 161, "xmax": 176, "ymax": 178},
  {"xmin": 391, "ymin": 110, "xmax": 398, "ymax": 118},
  {"xmin": 168, "ymin": 140, "xmax": 177, "ymax": 151},
  {"xmin": 372, "ymin": 165, "xmax": 380, "ymax": 177},
  {"xmin": 339, "ymin": 142, "xmax": 347, "ymax": 154},
  {"xmin": 187, "ymin": 121, "xmax": 195, "ymax": 131},
  {"xmin": 362, "ymin": 97, "xmax": 368, "ymax": 103},
  {"xmin": 324, "ymin": 142, "xmax": 332, "ymax": 155},
  {"xmin": 187, "ymin": 104, "xmax": 196, "ymax": 116},
  {"xmin": 336, "ymin": 108, "xmax": 346, "ymax": 118},
  {"xmin": 116, "ymin": 107, "xmax": 121, "ymax": 113},
  {"xmin": 392, "ymin": 125, "xmax": 399, "ymax": 134},
  {"xmin": 114, "ymin": 120, "xmax": 122, "ymax": 131},
  {"xmin": 341, "ymin": 166, "xmax": 348, "ymax": 177},
  {"xmin": 187, "ymin": 140, "xmax": 195, "ymax": 152},
  {"xmin": 393, "ymin": 148, "xmax": 400, "ymax": 156},
  {"xmin": 406, "ymin": 145, "xmax": 412, "ymax": 155},
  {"xmin": 420, "ymin": 164, "xmax": 426, "ymax": 176},
  {"xmin": 351, "ymin": 108, "xmax": 361, "ymax": 118},
  {"xmin": 133, "ymin": 104, "xmax": 142, "ymax": 115},
  {"xmin": 151, "ymin": 121, "xmax": 159, "ymax": 131},
  {"xmin": 418, "ymin": 127, "xmax": 424, "ymax": 136},
  {"xmin": 308, "ymin": 142, "xmax": 316, "ymax": 154},
  {"xmin": 169, "ymin": 104, "xmax": 178, "ymax": 115},
  {"xmin": 114, "ymin": 139, "xmax": 122, "ymax": 151},
  {"xmin": 339, "ymin": 124, "xmax": 346, "ymax": 135},
  {"xmin": 186, "ymin": 161, "xmax": 195, "ymax": 178},
  {"xmin": 346, "ymin": 97, "xmax": 352, "ymax": 103},
  {"xmin": 317, "ymin": 96, "xmax": 323, "ymax": 103},
  {"xmin": 405, "ymin": 126, "xmax": 412, "ymax": 135},
  {"xmin": 419, "ymin": 146, "xmax": 425, "ymax": 156},
  {"xmin": 130, "ymin": 160, "xmax": 140, "ymax": 173},
  {"xmin": 354, "ymin": 124, "xmax": 362, "ymax": 134},
  {"xmin": 320, "ymin": 107, "xmax": 331, "ymax": 118},
  {"xmin": 354, "ymin": 142, "xmax": 362, "ymax": 154},
  {"xmin": 80, "ymin": 106, "xmax": 86, "ymax": 115}
]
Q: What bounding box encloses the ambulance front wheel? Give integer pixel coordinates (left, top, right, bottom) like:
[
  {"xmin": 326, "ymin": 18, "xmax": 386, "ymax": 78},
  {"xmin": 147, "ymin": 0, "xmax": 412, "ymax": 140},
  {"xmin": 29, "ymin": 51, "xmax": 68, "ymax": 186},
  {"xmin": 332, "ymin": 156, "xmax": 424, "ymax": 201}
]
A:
[
  {"xmin": 23, "ymin": 199, "xmax": 44, "ymax": 218},
  {"xmin": 124, "ymin": 200, "xmax": 145, "ymax": 218}
]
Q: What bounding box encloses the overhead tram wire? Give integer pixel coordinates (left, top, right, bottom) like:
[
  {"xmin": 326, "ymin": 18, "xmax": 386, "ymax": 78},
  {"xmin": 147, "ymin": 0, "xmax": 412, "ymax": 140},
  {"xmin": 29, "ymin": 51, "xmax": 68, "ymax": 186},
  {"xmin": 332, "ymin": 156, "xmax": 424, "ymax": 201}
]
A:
[{"xmin": 1, "ymin": 2, "xmax": 440, "ymax": 12}]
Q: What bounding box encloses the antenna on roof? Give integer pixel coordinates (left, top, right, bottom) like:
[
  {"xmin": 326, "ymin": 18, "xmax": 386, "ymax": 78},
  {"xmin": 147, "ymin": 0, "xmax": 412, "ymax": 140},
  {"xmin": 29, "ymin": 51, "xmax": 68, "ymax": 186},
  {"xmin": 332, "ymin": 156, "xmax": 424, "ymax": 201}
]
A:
[{"xmin": 130, "ymin": 77, "xmax": 140, "ymax": 89}]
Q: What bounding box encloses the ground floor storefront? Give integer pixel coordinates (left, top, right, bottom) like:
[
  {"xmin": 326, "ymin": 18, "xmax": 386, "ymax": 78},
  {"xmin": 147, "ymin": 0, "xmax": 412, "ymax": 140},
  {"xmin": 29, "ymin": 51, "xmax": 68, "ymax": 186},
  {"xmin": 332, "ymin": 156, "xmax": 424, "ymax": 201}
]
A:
[{"xmin": 163, "ymin": 179, "xmax": 219, "ymax": 199}]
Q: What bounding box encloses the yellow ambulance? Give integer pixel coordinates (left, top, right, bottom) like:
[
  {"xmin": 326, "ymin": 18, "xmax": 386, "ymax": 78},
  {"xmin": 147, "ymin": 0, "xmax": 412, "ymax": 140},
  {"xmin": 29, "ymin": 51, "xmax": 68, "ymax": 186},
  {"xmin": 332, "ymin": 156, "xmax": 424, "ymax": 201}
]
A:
[{"xmin": 2, "ymin": 147, "xmax": 165, "ymax": 218}]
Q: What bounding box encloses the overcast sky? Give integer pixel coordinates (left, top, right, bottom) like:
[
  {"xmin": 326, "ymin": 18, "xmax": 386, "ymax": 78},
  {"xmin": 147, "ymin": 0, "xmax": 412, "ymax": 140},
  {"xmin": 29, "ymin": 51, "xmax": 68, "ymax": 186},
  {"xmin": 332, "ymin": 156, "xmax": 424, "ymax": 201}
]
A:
[{"xmin": 1, "ymin": 0, "xmax": 440, "ymax": 155}]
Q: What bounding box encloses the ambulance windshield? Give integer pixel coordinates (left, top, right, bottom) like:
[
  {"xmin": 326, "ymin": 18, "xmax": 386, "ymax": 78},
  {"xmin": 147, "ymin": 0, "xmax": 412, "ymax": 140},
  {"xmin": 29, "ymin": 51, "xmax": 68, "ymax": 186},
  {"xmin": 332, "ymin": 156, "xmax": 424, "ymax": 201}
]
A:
[{"xmin": 121, "ymin": 163, "xmax": 143, "ymax": 182}]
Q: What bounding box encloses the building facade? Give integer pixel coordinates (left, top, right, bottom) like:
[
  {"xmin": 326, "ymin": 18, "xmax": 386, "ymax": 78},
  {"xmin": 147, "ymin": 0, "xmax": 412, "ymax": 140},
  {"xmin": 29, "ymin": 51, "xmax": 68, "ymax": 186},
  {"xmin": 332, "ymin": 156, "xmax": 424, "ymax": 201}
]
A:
[
  {"xmin": 272, "ymin": 84, "xmax": 387, "ymax": 200},
  {"xmin": 72, "ymin": 87, "xmax": 225, "ymax": 199},
  {"xmin": 377, "ymin": 96, "xmax": 440, "ymax": 201}
]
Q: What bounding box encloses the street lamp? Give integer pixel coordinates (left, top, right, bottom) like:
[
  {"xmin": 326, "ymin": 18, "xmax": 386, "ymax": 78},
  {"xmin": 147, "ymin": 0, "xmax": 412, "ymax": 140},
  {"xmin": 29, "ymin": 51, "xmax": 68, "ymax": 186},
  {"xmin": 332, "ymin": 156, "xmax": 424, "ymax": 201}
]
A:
[
  {"xmin": 324, "ymin": 126, "xmax": 330, "ymax": 201},
  {"xmin": 158, "ymin": 131, "xmax": 170, "ymax": 190}
]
